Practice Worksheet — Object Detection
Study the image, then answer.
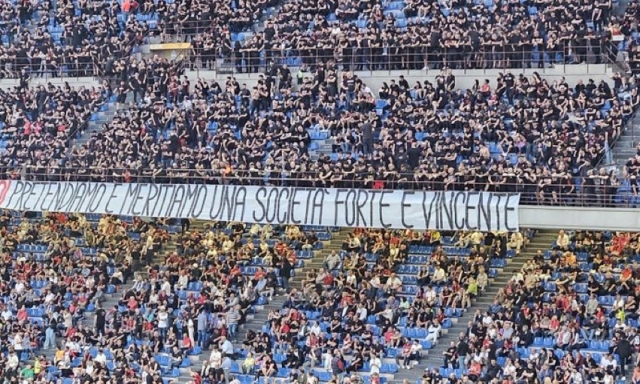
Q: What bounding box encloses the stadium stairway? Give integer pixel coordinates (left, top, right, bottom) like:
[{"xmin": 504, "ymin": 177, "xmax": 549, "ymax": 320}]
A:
[
  {"xmin": 172, "ymin": 228, "xmax": 351, "ymax": 382},
  {"xmin": 389, "ymin": 229, "xmax": 558, "ymax": 383},
  {"xmin": 611, "ymin": 111, "xmax": 640, "ymax": 168},
  {"xmin": 75, "ymin": 95, "xmax": 120, "ymax": 147}
]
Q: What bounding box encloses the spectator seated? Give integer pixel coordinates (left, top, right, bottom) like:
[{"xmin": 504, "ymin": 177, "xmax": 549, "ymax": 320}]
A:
[
  {"xmin": 11, "ymin": 67, "xmax": 636, "ymax": 210},
  {"xmin": 427, "ymin": 229, "xmax": 640, "ymax": 384}
]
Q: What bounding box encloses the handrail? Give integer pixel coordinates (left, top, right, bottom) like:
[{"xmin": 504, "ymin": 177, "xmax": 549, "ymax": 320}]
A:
[
  {"xmin": 0, "ymin": 43, "xmax": 614, "ymax": 79},
  {"xmin": 183, "ymin": 45, "xmax": 614, "ymax": 75},
  {"xmin": 1, "ymin": 169, "xmax": 634, "ymax": 208}
]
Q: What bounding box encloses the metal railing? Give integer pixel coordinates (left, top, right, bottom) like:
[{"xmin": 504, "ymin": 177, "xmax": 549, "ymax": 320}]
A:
[
  {"xmin": 3, "ymin": 168, "xmax": 636, "ymax": 208},
  {"xmin": 185, "ymin": 44, "xmax": 615, "ymax": 75}
]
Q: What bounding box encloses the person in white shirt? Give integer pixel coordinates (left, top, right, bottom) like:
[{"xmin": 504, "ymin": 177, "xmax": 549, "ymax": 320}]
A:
[
  {"xmin": 401, "ymin": 340, "xmax": 423, "ymax": 368},
  {"xmin": 157, "ymin": 307, "xmax": 169, "ymax": 338},
  {"xmin": 219, "ymin": 336, "xmax": 234, "ymax": 358},
  {"xmin": 385, "ymin": 273, "xmax": 403, "ymax": 293},
  {"xmin": 424, "ymin": 287, "xmax": 437, "ymax": 304},
  {"xmin": 556, "ymin": 230, "xmax": 570, "ymax": 249},
  {"xmin": 309, "ymin": 322, "xmax": 321, "ymax": 336},
  {"xmin": 323, "ymin": 251, "xmax": 341, "ymax": 271},
  {"xmin": 470, "ymin": 231, "xmax": 484, "ymax": 251},
  {"xmin": 249, "ymin": 224, "xmax": 261, "ymax": 237},
  {"xmin": 369, "ymin": 353, "xmax": 382, "ymax": 374},
  {"xmin": 13, "ymin": 333, "xmax": 23, "ymax": 352},
  {"xmin": 94, "ymin": 349, "xmax": 108, "ymax": 366},
  {"xmin": 432, "ymin": 267, "xmax": 446, "ymax": 285},
  {"xmin": 161, "ymin": 279, "xmax": 172, "ymax": 296},
  {"xmin": 508, "ymin": 231, "xmax": 524, "ymax": 253},
  {"xmin": 209, "ymin": 347, "xmax": 222, "ymax": 368},
  {"xmin": 1, "ymin": 308, "xmax": 12, "ymax": 321},
  {"xmin": 600, "ymin": 353, "xmax": 617, "ymax": 372},
  {"xmin": 426, "ymin": 321, "xmax": 442, "ymax": 343},
  {"xmin": 7, "ymin": 351, "xmax": 19, "ymax": 370},
  {"xmin": 355, "ymin": 303, "xmax": 367, "ymax": 322}
]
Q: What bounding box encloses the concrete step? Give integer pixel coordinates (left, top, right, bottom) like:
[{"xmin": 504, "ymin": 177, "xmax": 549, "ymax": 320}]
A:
[{"xmin": 400, "ymin": 232, "xmax": 546, "ymax": 379}]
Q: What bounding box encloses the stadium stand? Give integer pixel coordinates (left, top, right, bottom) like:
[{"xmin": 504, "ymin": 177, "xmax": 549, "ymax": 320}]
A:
[
  {"xmin": 7, "ymin": 66, "xmax": 637, "ymax": 207},
  {"xmin": 419, "ymin": 229, "xmax": 640, "ymax": 384},
  {"xmin": 0, "ymin": 211, "xmax": 334, "ymax": 384},
  {"xmin": 187, "ymin": 0, "xmax": 619, "ymax": 72},
  {"xmin": 0, "ymin": 0, "xmax": 639, "ymax": 383},
  {"xmin": 0, "ymin": 0, "xmax": 625, "ymax": 76}
]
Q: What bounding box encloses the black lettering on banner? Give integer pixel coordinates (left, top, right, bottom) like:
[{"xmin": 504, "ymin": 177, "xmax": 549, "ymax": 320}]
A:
[
  {"xmin": 343, "ymin": 189, "xmax": 357, "ymax": 227},
  {"xmin": 0, "ymin": 182, "xmax": 520, "ymax": 231},
  {"xmin": 105, "ymin": 183, "xmax": 122, "ymax": 214},
  {"xmin": 6, "ymin": 180, "xmax": 24, "ymax": 210},
  {"xmin": 439, "ymin": 192, "xmax": 454, "ymax": 230},
  {"xmin": 20, "ymin": 182, "xmax": 34, "ymax": 211},
  {"xmin": 28, "ymin": 182, "xmax": 44, "ymax": 211},
  {"xmin": 478, "ymin": 193, "xmax": 490, "ymax": 232},
  {"xmin": 69, "ymin": 183, "xmax": 87, "ymax": 212},
  {"xmin": 52, "ymin": 183, "xmax": 67, "ymax": 211},
  {"xmin": 333, "ymin": 189, "xmax": 346, "ymax": 226},
  {"xmin": 142, "ymin": 184, "xmax": 158, "ymax": 217},
  {"xmin": 368, "ymin": 190, "xmax": 381, "ymax": 226},
  {"xmin": 56, "ymin": 183, "xmax": 75, "ymax": 212},
  {"xmin": 123, "ymin": 183, "xmax": 141, "ymax": 215},
  {"xmin": 40, "ymin": 183, "xmax": 56, "ymax": 212},
  {"xmin": 7, "ymin": 181, "xmax": 24, "ymax": 210},
  {"xmin": 379, "ymin": 190, "xmax": 392, "ymax": 228},
  {"xmin": 401, "ymin": 190, "xmax": 414, "ymax": 229},
  {"xmin": 87, "ymin": 183, "xmax": 107, "ymax": 213},
  {"xmin": 129, "ymin": 183, "xmax": 147, "ymax": 216},
  {"xmin": 454, "ymin": 192, "xmax": 466, "ymax": 230},
  {"xmin": 29, "ymin": 182, "xmax": 43, "ymax": 210},
  {"xmin": 492, "ymin": 193, "xmax": 502, "ymax": 231},
  {"xmin": 303, "ymin": 189, "xmax": 313, "ymax": 224},
  {"xmin": 505, "ymin": 193, "xmax": 517, "ymax": 231},
  {"xmin": 356, "ymin": 189, "xmax": 368, "ymax": 227},
  {"xmin": 252, "ymin": 187, "xmax": 267, "ymax": 222},
  {"xmin": 264, "ymin": 188, "xmax": 279, "ymax": 223},
  {"xmin": 167, "ymin": 185, "xmax": 185, "ymax": 218},
  {"xmin": 20, "ymin": 181, "xmax": 34, "ymax": 210},
  {"xmin": 215, "ymin": 186, "xmax": 233, "ymax": 221},
  {"xmin": 433, "ymin": 192, "xmax": 442, "ymax": 229},
  {"xmin": 185, "ymin": 185, "xmax": 206, "ymax": 218},
  {"xmin": 276, "ymin": 187, "xmax": 290, "ymax": 224},
  {"xmin": 234, "ymin": 187, "xmax": 247, "ymax": 222},
  {"xmin": 153, "ymin": 185, "xmax": 173, "ymax": 217},
  {"xmin": 310, "ymin": 189, "xmax": 326, "ymax": 225},
  {"xmin": 464, "ymin": 192, "xmax": 479, "ymax": 231},
  {"xmin": 290, "ymin": 188, "xmax": 302, "ymax": 225},
  {"xmin": 65, "ymin": 183, "xmax": 80, "ymax": 212},
  {"xmin": 422, "ymin": 191, "xmax": 436, "ymax": 229}
]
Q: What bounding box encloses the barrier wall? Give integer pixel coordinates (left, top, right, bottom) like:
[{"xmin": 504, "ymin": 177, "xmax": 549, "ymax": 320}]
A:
[
  {"xmin": 186, "ymin": 64, "xmax": 614, "ymax": 92},
  {"xmin": 519, "ymin": 206, "xmax": 640, "ymax": 231},
  {"xmin": 0, "ymin": 180, "xmax": 636, "ymax": 230},
  {"xmin": 0, "ymin": 77, "xmax": 101, "ymax": 89}
]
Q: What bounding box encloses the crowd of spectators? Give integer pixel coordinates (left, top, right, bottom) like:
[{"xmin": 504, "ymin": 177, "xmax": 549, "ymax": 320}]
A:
[
  {"xmin": 5, "ymin": 63, "xmax": 637, "ymax": 207},
  {"xmin": 0, "ymin": 210, "xmax": 148, "ymax": 383},
  {"xmin": 0, "ymin": 209, "xmax": 332, "ymax": 384},
  {"xmin": 0, "ymin": 0, "xmax": 628, "ymax": 76},
  {"xmin": 198, "ymin": 0, "xmax": 619, "ymax": 73},
  {"xmin": 419, "ymin": 229, "xmax": 640, "ymax": 384},
  {"xmin": 214, "ymin": 228, "xmax": 529, "ymax": 384},
  {"xmin": 1, "ymin": 213, "xmax": 639, "ymax": 384},
  {"xmin": 0, "ymin": 80, "xmax": 108, "ymax": 179}
]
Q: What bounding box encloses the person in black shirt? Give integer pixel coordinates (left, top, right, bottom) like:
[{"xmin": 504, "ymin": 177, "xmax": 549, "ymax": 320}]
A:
[
  {"xmin": 95, "ymin": 304, "xmax": 106, "ymax": 336},
  {"xmin": 443, "ymin": 340, "xmax": 457, "ymax": 368}
]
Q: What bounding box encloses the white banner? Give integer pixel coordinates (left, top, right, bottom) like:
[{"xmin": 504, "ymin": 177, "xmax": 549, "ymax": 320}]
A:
[{"xmin": 0, "ymin": 181, "xmax": 520, "ymax": 231}]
